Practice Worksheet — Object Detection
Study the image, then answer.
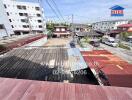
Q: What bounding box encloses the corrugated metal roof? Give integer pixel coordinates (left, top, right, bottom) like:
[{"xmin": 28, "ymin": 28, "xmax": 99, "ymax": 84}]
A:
[
  {"xmin": 76, "ymin": 31, "xmax": 102, "ymax": 37},
  {"xmin": 68, "ymin": 48, "xmax": 87, "ymax": 71},
  {"xmin": 0, "ymin": 48, "xmax": 88, "ymax": 83},
  {"xmin": 81, "ymin": 50, "xmax": 132, "ymax": 87},
  {"xmin": 0, "ymin": 77, "xmax": 132, "ymax": 100}
]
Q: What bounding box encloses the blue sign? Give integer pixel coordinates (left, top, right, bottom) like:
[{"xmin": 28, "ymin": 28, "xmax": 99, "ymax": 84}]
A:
[{"xmin": 110, "ymin": 5, "xmax": 125, "ymax": 16}]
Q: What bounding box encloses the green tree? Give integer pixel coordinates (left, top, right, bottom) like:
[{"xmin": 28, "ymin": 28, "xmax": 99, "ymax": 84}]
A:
[
  {"xmin": 120, "ymin": 32, "xmax": 129, "ymax": 40},
  {"xmin": 46, "ymin": 23, "xmax": 55, "ymax": 32}
]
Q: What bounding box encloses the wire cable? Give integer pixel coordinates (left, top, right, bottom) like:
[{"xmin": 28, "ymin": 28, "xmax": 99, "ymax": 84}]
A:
[
  {"xmin": 45, "ymin": 0, "xmax": 61, "ymax": 22},
  {"xmin": 49, "ymin": 0, "xmax": 66, "ymax": 22}
]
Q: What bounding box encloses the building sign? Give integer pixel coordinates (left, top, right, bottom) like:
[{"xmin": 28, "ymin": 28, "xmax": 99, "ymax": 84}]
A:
[{"xmin": 110, "ymin": 5, "xmax": 125, "ymax": 16}]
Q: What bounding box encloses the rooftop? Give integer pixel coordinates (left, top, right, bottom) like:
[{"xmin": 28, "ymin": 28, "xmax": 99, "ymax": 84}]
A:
[
  {"xmin": 81, "ymin": 50, "xmax": 132, "ymax": 87},
  {"xmin": 93, "ymin": 19, "xmax": 130, "ymax": 24},
  {"xmin": 0, "ymin": 47, "xmax": 98, "ymax": 84},
  {"xmin": 0, "ymin": 77, "xmax": 131, "ymax": 100},
  {"xmin": 54, "ymin": 25, "xmax": 67, "ymax": 28},
  {"xmin": 76, "ymin": 31, "xmax": 102, "ymax": 37},
  {"xmin": 118, "ymin": 24, "xmax": 132, "ymax": 28}
]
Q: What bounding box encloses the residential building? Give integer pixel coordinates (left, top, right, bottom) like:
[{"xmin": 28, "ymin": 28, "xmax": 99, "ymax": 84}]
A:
[
  {"xmin": 76, "ymin": 31, "xmax": 102, "ymax": 40},
  {"xmin": 117, "ymin": 24, "xmax": 132, "ymax": 32},
  {"xmin": 92, "ymin": 20, "xmax": 129, "ymax": 31},
  {"xmin": 0, "ymin": 0, "xmax": 14, "ymax": 38},
  {"xmin": 0, "ymin": 0, "xmax": 46, "ymax": 38},
  {"xmin": 53, "ymin": 25, "xmax": 70, "ymax": 37},
  {"xmin": 72, "ymin": 23, "xmax": 92, "ymax": 33}
]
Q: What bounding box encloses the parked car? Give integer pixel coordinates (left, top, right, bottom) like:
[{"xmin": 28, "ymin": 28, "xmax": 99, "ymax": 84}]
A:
[
  {"xmin": 102, "ymin": 36, "xmax": 118, "ymax": 47},
  {"xmin": 126, "ymin": 36, "xmax": 132, "ymax": 43},
  {"xmin": 70, "ymin": 42, "xmax": 76, "ymax": 48},
  {"xmin": 90, "ymin": 41, "xmax": 100, "ymax": 47}
]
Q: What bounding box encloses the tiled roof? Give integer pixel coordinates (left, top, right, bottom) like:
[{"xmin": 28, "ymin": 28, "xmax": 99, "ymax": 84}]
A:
[{"xmin": 118, "ymin": 24, "xmax": 132, "ymax": 28}]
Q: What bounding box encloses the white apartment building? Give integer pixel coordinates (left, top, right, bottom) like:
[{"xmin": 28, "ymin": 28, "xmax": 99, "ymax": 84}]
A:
[
  {"xmin": 0, "ymin": 0, "xmax": 46, "ymax": 38},
  {"xmin": 92, "ymin": 20, "xmax": 129, "ymax": 31},
  {"xmin": 0, "ymin": 0, "xmax": 14, "ymax": 38}
]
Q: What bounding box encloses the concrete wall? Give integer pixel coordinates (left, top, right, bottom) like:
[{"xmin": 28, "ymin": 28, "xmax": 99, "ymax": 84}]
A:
[
  {"xmin": 0, "ymin": 0, "xmax": 14, "ymax": 38},
  {"xmin": 25, "ymin": 37, "xmax": 47, "ymax": 47},
  {"xmin": 3, "ymin": 0, "xmax": 46, "ymax": 33}
]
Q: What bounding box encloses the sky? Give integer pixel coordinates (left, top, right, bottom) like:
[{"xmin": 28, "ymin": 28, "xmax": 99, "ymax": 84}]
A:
[{"xmin": 19, "ymin": 0, "xmax": 132, "ymax": 23}]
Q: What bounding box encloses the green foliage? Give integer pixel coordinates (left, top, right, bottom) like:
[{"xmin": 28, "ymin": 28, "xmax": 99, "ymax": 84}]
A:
[
  {"xmin": 0, "ymin": 45, "xmax": 7, "ymax": 52},
  {"xmin": 47, "ymin": 30, "xmax": 53, "ymax": 38},
  {"xmin": 118, "ymin": 43, "xmax": 131, "ymax": 50},
  {"xmin": 120, "ymin": 32, "xmax": 131, "ymax": 40},
  {"xmin": 84, "ymin": 37, "xmax": 90, "ymax": 43},
  {"xmin": 46, "ymin": 23, "xmax": 55, "ymax": 32}
]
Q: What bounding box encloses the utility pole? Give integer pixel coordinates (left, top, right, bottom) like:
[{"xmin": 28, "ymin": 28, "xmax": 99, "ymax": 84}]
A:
[{"xmin": 71, "ymin": 14, "xmax": 74, "ymax": 38}]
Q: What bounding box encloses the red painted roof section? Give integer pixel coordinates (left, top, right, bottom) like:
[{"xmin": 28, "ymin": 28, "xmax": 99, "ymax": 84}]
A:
[
  {"xmin": 118, "ymin": 24, "xmax": 132, "ymax": 28},
  {"xmin": 81, "ymin": 50, "xmax": 132, "ymax": 87},
  {"xmin": 0, "ymin": 77, "xmax": 132, "ymax": 100}
]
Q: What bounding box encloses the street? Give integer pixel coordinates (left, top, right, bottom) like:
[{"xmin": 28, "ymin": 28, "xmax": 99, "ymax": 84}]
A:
[{"xmin": 100, "ymin": 43, "xmax": 132, "ymax": 64}]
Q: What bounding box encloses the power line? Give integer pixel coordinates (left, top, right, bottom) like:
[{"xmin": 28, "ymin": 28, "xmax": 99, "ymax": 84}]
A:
[
  {"xmin": 45, "ymin": 0, "xmax": 61, "ymax": 22},
  {"xmin": 49, "ymin": 0, "xmax": 66, "ymax": 22}
]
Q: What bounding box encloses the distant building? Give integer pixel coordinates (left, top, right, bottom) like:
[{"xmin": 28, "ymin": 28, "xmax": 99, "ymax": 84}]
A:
[
  {"xmin": 0, "ymin": 0, "xmax": 14, "ymax": 38},
  {"xmin": 53, "ymin": 26, "xmax": 70, "ymax": 37},
  {"xmin": 92, "ymin": 20, "xmax": 129, "ymax": 31},
  {"xmin": 117, "ymin": 24, "xmax": 132, "ymax": 32},
  {"xmin": 0, "ymin": 0, "xmax": 46, "ymax": 38},
  {"xmin": 76, "ymin": 31, "xmax": 102, "ymax": 40},
  {"xmin": 73, "ymin": 23, "xmax": 92, "ymax": 33}
]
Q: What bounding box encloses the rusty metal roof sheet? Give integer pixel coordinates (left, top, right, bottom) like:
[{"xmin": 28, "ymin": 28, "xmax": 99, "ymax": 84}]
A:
[
  {"xmin": 81, "ymin": 50, "xmax": 132, "ymax": 87},
  {"xmin": 0, "ymin": 77, "xmax": 132, "ymax": 100},
  {"xmin": 0, "ymin": 48, "xmax": 88, "ymax": 83}
]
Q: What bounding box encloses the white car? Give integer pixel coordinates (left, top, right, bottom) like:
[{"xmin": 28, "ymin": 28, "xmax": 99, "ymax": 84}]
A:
[{"xmin": 102, "ymin": 36, "xmax": 118, "ymax": 47}]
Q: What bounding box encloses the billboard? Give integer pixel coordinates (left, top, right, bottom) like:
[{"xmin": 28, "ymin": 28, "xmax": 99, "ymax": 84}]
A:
[{"xmin": 110, "ymin": 5, "xmax": 125, "ymax": 16}]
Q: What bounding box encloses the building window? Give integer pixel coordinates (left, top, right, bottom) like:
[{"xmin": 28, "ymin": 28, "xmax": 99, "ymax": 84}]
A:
[
  {"xmin": 22, "ymin": 25, "xmax": 29, "ymax": 28},
  {"xmin": 11, "ymin": 25, "xmax": 14, "ymax": 28},
  {"xmin": 17, "ymin": 5, "xmax": 26, "ymax": 10},
  {"xmin": 36, "ymin": 14, "xmax": 41, "ymax": 17},
  {"xmin": 19, "ymin": 13, "xmax": 28, "ymax": 16},
  {"xmin": 23, "ymin": 25, "xmax": 27, "ymax": 28},
  {"xmin": 0, "ymin": 24, "xmax": 4, "ymax": 29},
  {"xmin": 21, "ymin": 19, "xmax": 26, "ymax": 22},
  {"xmin": 4, "ymin": 4, "xmax": 7, "ymax": 8},
  {"xmin": 38, "ymin": 20, "xmax": 42, "ymax": 23},
  {"xmin": 24, "ymin": 13, "xmax": 28, "ymax": 16},
  {"xmin": 61, "ymin": 28, "xmax": 65, "ymax": 32},
  {"xmin": 17, "ymin": 5, "xmax": 22, "ymax": 9},
  {"xmin": 35, "ymin": 7, "xmax": 40, "ymax": 10},
  {"xmin": 56, "ymin": 28, "xmax": 60, "ymax": 31},
  {"xmin": 39, "ymin": 25, "xmax": 42, "ymax": 28},
  {"xmin": 22, "ymin": 6, "xmax": 26, "ymax": 10},
  {"xmin": 9, "ymin": 19, "xmax": 12, "ymax": 22},
  {"xmin": 7, "ymin": 12, "xmax": 9, "ymax": 16},
  {"xmin": 19, "ymin": 13, "xmax": 23, "ymax": 16}
]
